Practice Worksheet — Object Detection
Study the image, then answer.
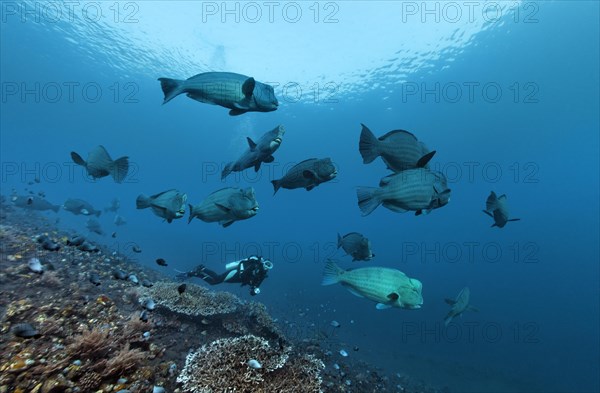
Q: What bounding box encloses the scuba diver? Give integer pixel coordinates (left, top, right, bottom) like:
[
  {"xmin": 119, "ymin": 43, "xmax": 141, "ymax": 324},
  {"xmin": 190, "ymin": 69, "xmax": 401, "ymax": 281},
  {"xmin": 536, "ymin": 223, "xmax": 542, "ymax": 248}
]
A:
[{"xmin": 176, "ymin": 255, "xmax": 273, "ymax": 296}]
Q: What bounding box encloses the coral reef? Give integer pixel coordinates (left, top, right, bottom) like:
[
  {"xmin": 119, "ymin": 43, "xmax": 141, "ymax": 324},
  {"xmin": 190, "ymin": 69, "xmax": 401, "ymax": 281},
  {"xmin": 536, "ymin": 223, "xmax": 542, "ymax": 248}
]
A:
[
  {"xmin": 177, "ymin": 334, "xmax": 323, "ymax": 392},
  {"xmin": 141, "ymin": 281, "xmax": 241, "ymax": 317}
]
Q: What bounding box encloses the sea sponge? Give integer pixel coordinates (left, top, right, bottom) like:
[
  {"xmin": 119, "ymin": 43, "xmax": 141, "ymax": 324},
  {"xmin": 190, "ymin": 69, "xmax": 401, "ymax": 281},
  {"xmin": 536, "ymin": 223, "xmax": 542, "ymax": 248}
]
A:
[
  {"xmin": 177, "ymin": 335, "xmax": 323, "ymax": 393},
  {"xmin": 140, "ymin": 281, "xmax": 241, "ymax": 317}
]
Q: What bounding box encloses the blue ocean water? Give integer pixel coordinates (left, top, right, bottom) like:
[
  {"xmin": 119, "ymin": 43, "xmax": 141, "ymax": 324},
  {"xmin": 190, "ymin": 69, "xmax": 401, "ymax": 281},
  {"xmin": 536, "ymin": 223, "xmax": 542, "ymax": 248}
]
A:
[{"xmin": 1, "ymin": 1, "xmax": 598, "ymax": 392}]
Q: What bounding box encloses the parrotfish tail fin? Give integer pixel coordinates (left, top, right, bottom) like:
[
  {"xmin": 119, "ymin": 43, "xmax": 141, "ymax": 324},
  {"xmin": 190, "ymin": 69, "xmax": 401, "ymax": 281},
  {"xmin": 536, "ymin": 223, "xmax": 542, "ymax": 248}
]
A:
[
  {"xmin": 356, "ymin": 187, "xmax": 381, "ymax": 216},
  {"xmin": 136, "ymin": 194, "xmax": 151, "ymax": 209},
  {"xmin": 221, "ymin": 163, "xmax": 233, "ymax": 180},
  {"xmin": 70, "ymin": 151, "xmax": 86, "ymax": 167},
  {"xmin": 187, "ymin": 204, "xmax": 195, "ymax": 224},
  {"xmin": 444, "ymin": 313, "xmax": 454, "ymax": 327},
  {"xmin": 417, "ymin": 150, "xmax": 436, "ymax": 168},
  {"xmin": 337, "ymin": 233, "xmax": 343, "ymax": 249},
  {"xmin": 358, "ymin": 123, "xmax": 380, "ymax": 164},
  {"xmin": 271, "ymin": 180, "xmax": 281, "ymax": 195},
  {"xmin": 321, "ymin": 259, "xmax": 344, "ymax": 286},
  {"xmin": 158, "ymin": 78, "xmax": 184, "ymax": 104},
  {"xmin": 111, "ymin": 156, "xmax": 129, "ymax": 183}
]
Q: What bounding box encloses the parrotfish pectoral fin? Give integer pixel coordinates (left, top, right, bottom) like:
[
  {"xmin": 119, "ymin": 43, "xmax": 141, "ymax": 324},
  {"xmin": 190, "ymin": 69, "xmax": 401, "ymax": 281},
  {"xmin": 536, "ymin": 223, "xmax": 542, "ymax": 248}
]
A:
[
  {"xmin": 444, "ymin": 298, "xmax": 457, "ymax": 305},
  {"xmin": 415, "ymin": 210, "xmax": 422, "ymax": 216},
  {"xmin": 221, "ymin": 220, "xmax": 234, "ymax": 228},
  {"xmin": 242, "ymin": 77, "xmax": 256, "ymax": 98},
  {"xmin": 215, "ymin": 203, "xmax": 231, "ymax": 213},
  {"xmin": 306, "ymin": 185, "xmax": 315, "ymax": 191},
  {"xmin": 229, "ymin": 108, "xmax": 247, "ymax": 116},
  {"xmin": 254, "ymin": 162, "xmax": 261, "ymax": 172},
  {"xmin": 247, "ymin": 137, "xmax": 257, "ymax": 150},
  {"xmin": 376, "ymin": 303, "xmax": 392, "ymax": 310},
  {"xmin": 303, "ymin": 170, "xmax": 317, "ymax": 179},
  {"xmin": 345, "ymin": 287, "xmax": 364, "ymax": 298},
  {"xmin": 416, "ymin": 150, "xmax": 436, "ymax": 168},
  {"xmin": 482, "ymin": 210, "xmax": 494, "ymax": 218},
  {"xmin": 263, "ymin": 155, "xmax": 275, "ymax": 163}
]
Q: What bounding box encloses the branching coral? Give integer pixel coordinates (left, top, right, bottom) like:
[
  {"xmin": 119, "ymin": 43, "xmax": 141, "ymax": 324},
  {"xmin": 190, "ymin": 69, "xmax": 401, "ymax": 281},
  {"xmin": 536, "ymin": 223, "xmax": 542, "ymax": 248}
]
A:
[
  {"xmin": 141, "ymin": 281, "xmax": 241, "ymax": 317},
  {"xmin": 177, "ymin": 335, "xmax": 323, "ymax": 393}
]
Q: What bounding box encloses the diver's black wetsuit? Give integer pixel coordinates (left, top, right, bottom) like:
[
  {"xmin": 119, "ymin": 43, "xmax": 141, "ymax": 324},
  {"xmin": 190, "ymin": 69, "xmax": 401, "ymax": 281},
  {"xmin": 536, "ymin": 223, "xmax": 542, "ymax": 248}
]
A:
[{"xmin": 183, "ymin": 256, "xmax": 271, "ymax": 296}]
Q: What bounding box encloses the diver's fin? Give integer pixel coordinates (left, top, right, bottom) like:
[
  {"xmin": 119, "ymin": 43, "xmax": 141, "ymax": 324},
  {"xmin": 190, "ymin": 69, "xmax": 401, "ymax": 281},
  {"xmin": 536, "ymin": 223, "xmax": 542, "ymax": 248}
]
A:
[
  {"xmin": 357, "ymin": 187, "xmax": 381, "ymax": 216},
  {"xmin": 358, "ymin": 123, "xmax": 380, "ymax": 164},
  {"xmin": 263, "ymin": 155, "xmax": 275, "ymax": 163},
  {"xmin": 247, "ymin": 137, "xmax": 257, "ymax": 151},
  {"xmin": 444, "ymin": 298, "xmax": 457, "ymax": 305},
  {"xmin": 111, "ymin": 156, "xmax": 129, "ymax": 183},
  {"xmin": 229, "ymin": 108, "xmax": 246, "ymax": 116},
  {"xmin": 254, "ymin": 162, "xmax": 261, "ymax": 172},
  {"xmin": 416, "ymin": 150, "xmax": 436, "ymax": 168},
  {"xmin": 376, "ymin": 303, "xmax": 392, "ymax": 310},
  {"xmin": 242, "ymin": 77, "xmax": 256, "ymax": 98},
  {"xmin": 70, "ymin": 152, "xmax": 86, "ymax": 167},
  {"xmin": 158, "ymin": 78, "xmax": 184, "ymax": 104}
]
